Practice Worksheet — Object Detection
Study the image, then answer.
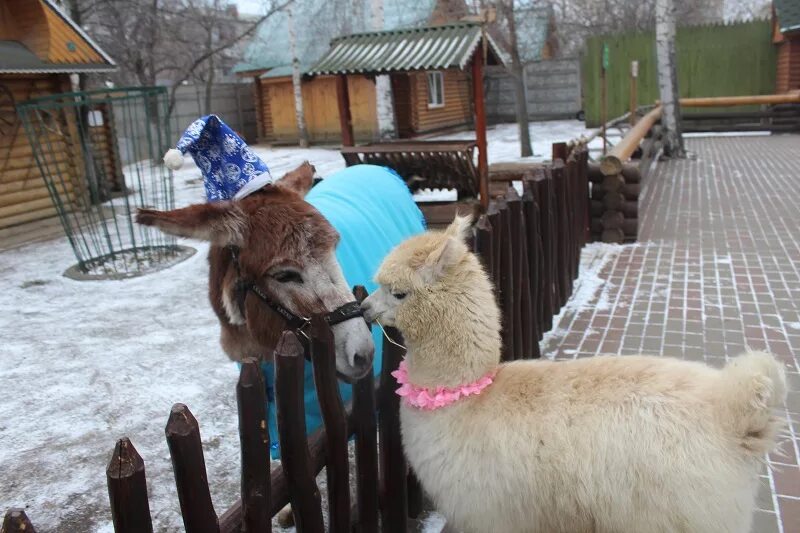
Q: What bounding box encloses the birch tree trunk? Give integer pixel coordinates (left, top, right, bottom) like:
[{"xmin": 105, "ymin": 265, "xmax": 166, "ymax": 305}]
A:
[
  {"xmin": 372, "ymin": 0, "xmax": 396, "ymax": 140},
  {"xmin": 655, "ymin": 0, "xmax": 685, "ymax": 157},
  {"xmin": 287, "ymin": 6, "xmax": 309, "ymax": 147},
  {"xmin": 502, "ymin": 0, "xmax": 533, "ymax": 157}
]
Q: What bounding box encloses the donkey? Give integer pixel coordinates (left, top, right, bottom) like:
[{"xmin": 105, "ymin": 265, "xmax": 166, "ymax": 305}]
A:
[{"xmin": 136, "ymin": 161, "xmax": 426, "ymax": 455}]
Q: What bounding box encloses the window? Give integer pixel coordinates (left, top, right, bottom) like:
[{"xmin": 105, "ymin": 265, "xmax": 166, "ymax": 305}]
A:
[{"xmin": 427, "ymin": 71, "xmax": 444, "ymax": 108}]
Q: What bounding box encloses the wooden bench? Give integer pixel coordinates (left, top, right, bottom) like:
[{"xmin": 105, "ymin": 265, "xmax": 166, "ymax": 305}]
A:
[{"xmin": 341, "ymin": 141, "xmax": 480, "ymax": 198}]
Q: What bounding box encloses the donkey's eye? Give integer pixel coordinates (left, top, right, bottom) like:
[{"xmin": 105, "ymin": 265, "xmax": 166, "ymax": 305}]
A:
[
  {"xmin": 392, "ymin": 292, "xmax": 407, "ymax": 300},
  {"xmin": 273, "ymin": 270, "xmax": 304, "ymax": 284}
]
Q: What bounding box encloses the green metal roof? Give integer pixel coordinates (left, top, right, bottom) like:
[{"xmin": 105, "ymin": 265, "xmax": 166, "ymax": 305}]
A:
[
  {"xmin": 0, "ymin": 41, "xmax": 115, "ymax": 74},
  {"xmin": 775, "ymin": 0, "xmax": 800, "ymax": 33},
  {"xmin": 308, "ymin": 23, "xmax": 505, "ymax": 76}
]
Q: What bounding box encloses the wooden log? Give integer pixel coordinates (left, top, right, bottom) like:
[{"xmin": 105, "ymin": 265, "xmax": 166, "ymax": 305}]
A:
[
  {"xmin": 676, "ymin": 92, "xmax": 800, "ymax": 107},
  {"xmin": 551, "ymin": 162, "xmax": 570, "ymax": 309},
  {"xmin": 505, "ymin": 187, "xmax": 527, "ymax": 360},
  {"xmin": 275, "ymin": 331, "xmax": 325, "ymax": 533},
  {"xmin": 236, "ymin": 359, "xmax": 271, "ymax": 533},
  {"xmin": 309, "ymin": 316, "xmax": 351, "ymax": 533},
  {"xmin": 473, "ymin": 214, "xmax": 493, "ymax": 275},
  {"xmin": 521, "ymin": 187, "xmax": 542, "ymax": 352},
  {"xmin": 591, "ymin": 200, "xmax": 638, "ymax": 218},
  {"xmin": 590, "ymin": 184, "xmax": 640, "ymax": 202},
  {"xmin": 485, "ymin": 202, "xmax": 502, "ymax": 294},
  {"xmin": 602, "ymin": 192, "xmax": 625, "ymax": 211},
  {"xmin": 107, "ymin": 437, "xmax": 153, "ymax": 533},
  {"xmin": 602, "ymin": 228, "xmax": 625, "ymax": 243},
  {"xmin": 533, "ymin": 169, "xmax": 557, "ymax": 326},
  {"xmin": 587, "ymin": 162, "xmax": 603, "ymax": 184},
  {"xmin": 601, "ymin": 210, "xmax": 625, "ymax": 229},
  {"xmin": 165, "ymin": 404, "xmax": 220, "ymax": 533},
  {"xmin": 496, "ymin": 198, "xmax": 515, "ymax": 361},
  {"xmin": 351, "ymin": 286, "xmax": 379, "ymax": 533},
  {"xmin": 622, "ymin": 218, "xmax": 638, "ymax": 237},
  {"xmin": 602, "ymin": 174, "xmax": 625, "ymax": 193},
  {"xmin": 601, "ymin": 106, "xmax": 663, "ymax": 175},
  {"xmin": 621, "ymin": 165, "xmax": 642, "ymax": 184},
  {"xmin": 379, "ymin": 327, "xmax": 408, "ymax": 533},
  {"xmin": 2, "ymin": 509, "xmax": 36, "ymax": 533}
]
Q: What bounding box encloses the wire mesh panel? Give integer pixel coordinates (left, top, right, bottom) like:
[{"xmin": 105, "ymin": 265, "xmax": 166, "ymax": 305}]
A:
[{"xmin": 16, "ymin": 87, "xmax": 193, "ymax": 279}]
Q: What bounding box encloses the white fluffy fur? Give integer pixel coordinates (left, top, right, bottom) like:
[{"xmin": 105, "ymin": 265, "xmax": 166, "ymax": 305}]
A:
[
  {"xmin": 362, "ymin": 216, "xmax": 787, "ymax": 533},
  {"xmin": 163, "ymin": 148, "xmax": 185, "ymax": 170}
]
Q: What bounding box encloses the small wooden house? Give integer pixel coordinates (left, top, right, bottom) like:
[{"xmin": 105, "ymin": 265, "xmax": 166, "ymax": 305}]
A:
[
  {"xmin": 0, "ymin": 0, "xmax": 115, "ymax": 235},
  {"xmin": 239, "ymin": 23, "xmax": 503, "ymax": 144},
  {"xmin": 773, "ymin": 0, "xmax": 800, "ymax": 92}
]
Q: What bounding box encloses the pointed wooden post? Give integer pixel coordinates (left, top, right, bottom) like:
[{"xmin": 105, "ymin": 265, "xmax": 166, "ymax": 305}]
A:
[
  {"xmin": 336, "ymin": 75, "xmax": 355, "ymax": 147},
  {"xmin": 2, "ymin": 509, "xmax": 36, "ymax": 533},
  {"xmin": 107, "ymin": 438, "xmax": 154, "ymax": 533},
  {"xmin": 471, "ymin": 47, "xmax": 489, "ymax": 210}
]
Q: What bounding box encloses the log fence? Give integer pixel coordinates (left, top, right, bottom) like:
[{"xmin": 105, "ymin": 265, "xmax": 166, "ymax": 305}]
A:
[{"xmin": 3, "ymin": 143, "xmax": 593, "ymax": 531}]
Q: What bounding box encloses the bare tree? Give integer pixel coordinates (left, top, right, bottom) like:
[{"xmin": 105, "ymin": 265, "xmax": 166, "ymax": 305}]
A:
[
  {"xmin": 372, "ymin": 0, "xmax": 397, "ymax": 140},
  {"xmin": 655, "ymin": 0, "xmax": 685, "ymax": 156},
  {"xmin": 286, "ymin": 5, "xmax": 309, "ymax": 146},
  {"xmin": 482, "ymin": 1, "xmax": 533, "ymax": 157},
  {"xmin": 63, "ymin": 0, "xmax": 290, "ymax": 117}
]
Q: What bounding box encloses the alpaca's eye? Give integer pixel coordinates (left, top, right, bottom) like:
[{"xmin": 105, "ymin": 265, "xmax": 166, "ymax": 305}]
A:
[
  {"xmin": 392, "ymin": 292, "xmax": 407, "ymax": 300},
  {"xmin": 273, "ymin": 270, "xmax": 303, "ymax": 284}
]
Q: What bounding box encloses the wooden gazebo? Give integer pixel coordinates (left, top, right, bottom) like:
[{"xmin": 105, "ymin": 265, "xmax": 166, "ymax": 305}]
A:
[{"xmin": 308, "ymin": 22, "xmax": 506, "ymax": 209}]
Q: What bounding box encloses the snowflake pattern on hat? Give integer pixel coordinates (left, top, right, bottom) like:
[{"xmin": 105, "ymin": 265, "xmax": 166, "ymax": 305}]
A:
[{"xmin": 170, "ymin": 114, "xmax": 274, "ymax": 202}]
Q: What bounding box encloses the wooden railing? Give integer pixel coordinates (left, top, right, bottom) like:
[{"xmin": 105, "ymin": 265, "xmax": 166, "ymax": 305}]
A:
[{"xmin": 474, "ymin": 145, "xmax": 589, "ymax": 360}]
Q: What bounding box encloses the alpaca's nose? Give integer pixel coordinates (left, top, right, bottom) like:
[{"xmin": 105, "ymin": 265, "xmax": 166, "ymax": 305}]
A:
[{"xmin": 360, "ymin": 300, "xmax": 376, "ymax": 322}]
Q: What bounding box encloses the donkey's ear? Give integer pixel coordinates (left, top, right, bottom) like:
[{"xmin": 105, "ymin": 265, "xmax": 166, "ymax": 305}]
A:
[
  {"xmin": 275, "ymin": 161, "xmax": 315, "ymax": 196},
  {"xmin": 444, "ymin": 214, "xmax": 473, "ymax": 243},
  {"xmin": 135, "ymin": 202, "xmax": 247, "ymax": 246}
]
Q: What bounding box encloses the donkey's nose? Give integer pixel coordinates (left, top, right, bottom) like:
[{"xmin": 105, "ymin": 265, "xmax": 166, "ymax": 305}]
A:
[{"xmin": 353, "ymin": 351, "xmax": 372, "ymax": 374}]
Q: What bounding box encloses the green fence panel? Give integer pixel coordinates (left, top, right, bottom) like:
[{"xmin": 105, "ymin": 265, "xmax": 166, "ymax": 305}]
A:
[{"xmin": 581, "ymin": 20, "xmax": 777, "ymax": 126}]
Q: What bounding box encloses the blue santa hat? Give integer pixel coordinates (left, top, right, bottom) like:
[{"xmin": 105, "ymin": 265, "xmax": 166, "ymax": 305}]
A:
[{"xmin": 163, "ymin": 114, "xmax": 276, "ymax": 201}]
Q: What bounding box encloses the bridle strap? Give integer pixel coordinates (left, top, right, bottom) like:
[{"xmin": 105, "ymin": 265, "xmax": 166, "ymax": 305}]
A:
[{"xmin": 227, "ymin": 246, "xmax": 364, "ymax": 339}]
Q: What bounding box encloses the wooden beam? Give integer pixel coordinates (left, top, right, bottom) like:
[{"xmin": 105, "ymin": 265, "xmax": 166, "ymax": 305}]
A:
[
  {"xmin": 676, "ymin": 91, "xmax": 800, "ymax": 107},
  {"xmin": 336, "ymin": 75, "xmax": 355, "ymax": 147},
  {"xmin": 601, "ymin": 106, "xmax": 663, "ymax": 175},
  {"xmin": 471, "ymin": 48, "xmax": 489, "ymax": 210}
]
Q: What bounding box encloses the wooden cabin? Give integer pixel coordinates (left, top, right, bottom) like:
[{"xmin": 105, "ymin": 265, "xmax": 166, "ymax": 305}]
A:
[
  {"xmin": 774, "ymin": 0, "xmax": 800, "ymax": 93},
  {"xmin": 240, "ymin": 23, "xmax": 503, "ymax": 144},
  {"xmin": 0, "ymin": 0, "xmax": 115, "ymax": 237}
]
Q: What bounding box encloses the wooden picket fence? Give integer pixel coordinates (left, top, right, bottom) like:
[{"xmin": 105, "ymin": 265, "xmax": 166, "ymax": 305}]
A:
[
  {"xmin": 2, "ymin": 144, "xmax": 591, "ymax": 533},
  {"xmin": 475, "ymin": 144, "xmax": 589, "ymax": 360}
]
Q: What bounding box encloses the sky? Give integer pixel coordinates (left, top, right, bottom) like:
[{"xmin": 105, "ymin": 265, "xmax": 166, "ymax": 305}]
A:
[{"xmin": 234, "ymin": 0, "xmax": 266, "ymax": 15}]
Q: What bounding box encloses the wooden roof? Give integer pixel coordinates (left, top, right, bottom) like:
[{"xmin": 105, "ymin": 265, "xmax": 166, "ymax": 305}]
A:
[
  {"xmin": 308, "ymin": 23, "xmax": 505, "ymax": 76},
  {"xmin": 0, "ymin": 0, "xmax": 115, "ymax": 74}
]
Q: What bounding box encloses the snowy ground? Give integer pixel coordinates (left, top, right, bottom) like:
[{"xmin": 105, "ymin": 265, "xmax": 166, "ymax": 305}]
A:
[{"xmin": 0, "ymin": 120, "xmax": 607, "ymax": 532}]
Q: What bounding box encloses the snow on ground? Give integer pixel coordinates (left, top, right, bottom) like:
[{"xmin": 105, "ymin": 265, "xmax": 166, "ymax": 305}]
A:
[
  {"xmin": 0, "ymin": 120, "xmax": 608, "ymax": 532},
  {"xmin": 540, "ymin": 242, "xmax": 633, "ymax": 358}
]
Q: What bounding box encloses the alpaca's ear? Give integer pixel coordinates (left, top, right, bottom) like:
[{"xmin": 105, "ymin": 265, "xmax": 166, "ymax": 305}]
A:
[
  {"xmin": 136, "ymin": 202, "xmax": 247, "ymax": 246},
  {"xmin": 424, "ymin": 237, "xmax": 462, "ymax": 282},
  {"xmin": 444, "ymin": 214, "xmax": 473, "ymax": 243},
  {"xmin": 275, "ymin": 161, "xmax": 315, "ymax": 196}
]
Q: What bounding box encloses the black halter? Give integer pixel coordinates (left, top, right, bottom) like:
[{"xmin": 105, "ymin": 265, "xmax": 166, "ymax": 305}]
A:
[{"xmin": 228, "ymin": 246, "xmax": 364, "ymax": 341}]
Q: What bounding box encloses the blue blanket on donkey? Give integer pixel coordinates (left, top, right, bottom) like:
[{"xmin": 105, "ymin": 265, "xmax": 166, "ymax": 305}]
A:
[{"xmin": 260, "ymin": 164, "xmax": 425, "ymax": 458}]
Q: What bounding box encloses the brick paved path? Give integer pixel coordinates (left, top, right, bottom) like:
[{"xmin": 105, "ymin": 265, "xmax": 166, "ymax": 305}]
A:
[{"xmin": 542, "ymin": 135, "xmax": 800, "ymax": 533}]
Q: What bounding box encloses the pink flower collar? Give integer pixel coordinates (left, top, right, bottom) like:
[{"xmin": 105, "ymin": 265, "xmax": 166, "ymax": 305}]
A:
[{"xmin": 391, "ymin": 359, "xmax": 497, "ymax": 410}]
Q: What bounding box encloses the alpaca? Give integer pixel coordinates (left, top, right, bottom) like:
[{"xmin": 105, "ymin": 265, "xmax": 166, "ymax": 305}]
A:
[{"xmin": 361, "ymin": 216, "xmax": 787, "ymax": 533}]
